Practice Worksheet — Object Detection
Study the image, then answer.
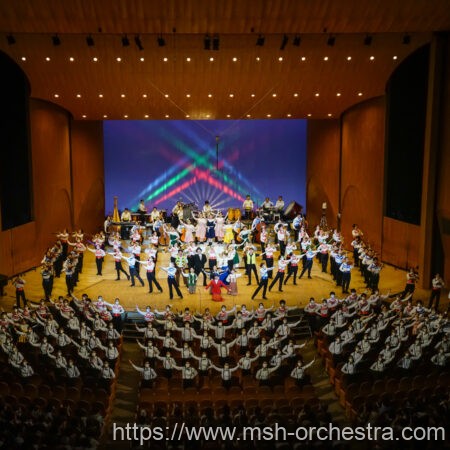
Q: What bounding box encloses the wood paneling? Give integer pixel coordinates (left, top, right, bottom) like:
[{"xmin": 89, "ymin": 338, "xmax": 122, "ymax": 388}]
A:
[
  {"xmin": 382, "ymin": 217, "xmax": 420, "ymax": 270},
  {"xmin": 306, "ymin": 119, "xmax": 340, "ymax": 229},
  {"xmin": 0, "ymin": 0, "xmax": 446, "ymax": 120},
  {"xmin": 340, "ymin": 97, "xmax": 385, "ymax": 253}
]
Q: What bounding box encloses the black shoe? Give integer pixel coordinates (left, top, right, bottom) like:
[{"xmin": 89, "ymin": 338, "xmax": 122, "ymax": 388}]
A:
[
  {"xmin": 293, "ymin": 283, "xmax": 297, "ymax": 285},
  {"xmin": 127, "ymin": 275, "xmax": 130, "ymax": 280},
  {"xmin": 115, "ymin": 278, "xmax": 120, "ymax": 281},
  {"xmin": 308, "ymin": 276, "xmax": 312, "ymax": 279},
  {"xmin": 149, "ymin": 291, "xmax": 153, "ymax": 293},
  {"xmin": 130, "ymin": 284, "xmax": 135, "ymax": 287},
  {"xmin": 246, "ymin": 283, "xmax": 251, "ymax": 286},
  {"xmin": 279, "ymin": 289, "xmax": 283, "ymax": 292},
  {"xmin": 262, "ymin": 296, "xmax": 268, "ymax": 300},
  {"xmin": 159, "ymin": 289, "xmax": 163, "ymax": 293}
]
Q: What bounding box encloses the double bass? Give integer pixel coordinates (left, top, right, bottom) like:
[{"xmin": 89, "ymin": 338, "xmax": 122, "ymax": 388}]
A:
[{"xmin": 158, "ymin": 224, "xmax": 170, "ymax": 246}]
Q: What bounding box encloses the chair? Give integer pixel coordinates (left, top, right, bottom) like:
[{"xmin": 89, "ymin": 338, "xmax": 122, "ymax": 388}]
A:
[
  {"xmin": 228, "ymin": 386, "xmax": 242, "ymax": 398},
  {"xmin": 39, "ymin": 384, "xmax": 52, "ymax": 400},
  {"xmin": 385, "ymin": 378, "xmax": 398, "ymax": 394},
  {"xmin": 80, "ymin": 387, "xmax": 94, "ymax": 403},
  {"xmin": 23, "ymin": 383, "xmax": 38, "ymax": 399},
  {"xmin": 412, "ymin": 375, "xmax": 426, "ymax": 389},
  {"xmin": 10, "ymin": 382, "xmax": 24, "ymax": 397},
  {"xmin": 0, "ymin": 381, "xmax": 9, "ymax": 397},
  {"xmin": 66, "ymin": 386, "xmax": 80, "ymax": 402},
  {"xmin": 257, "ymin": 385, "xmax": 272, "ymax": 396},
  {"xmin": 371, "ymin": 379, "xmax": 385, "ymax": 395},
  {"xmin": 398, "ymin": 377, "xmax": 412, "ymax": 392}
]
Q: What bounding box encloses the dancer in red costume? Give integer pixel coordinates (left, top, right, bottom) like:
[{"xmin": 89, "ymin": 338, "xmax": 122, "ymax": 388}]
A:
[{"xmin": 205, "ymin": 275, "xmax": 229, "ymax": 302}]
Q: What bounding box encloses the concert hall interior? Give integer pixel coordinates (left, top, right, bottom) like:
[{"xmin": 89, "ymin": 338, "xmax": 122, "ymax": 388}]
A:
[{"xmin": 0, "ymin": 1, "xmax": 450, "ymax": 449}]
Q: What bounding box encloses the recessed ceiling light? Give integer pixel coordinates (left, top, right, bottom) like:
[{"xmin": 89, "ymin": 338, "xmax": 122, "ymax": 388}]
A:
[
  {"xmin": 328, "ymin": 113, "xmax": 332, "ymax": 117},
  {"xmin": 301, "ymin": 56, "xmax": 306, "ymax": 61},
  {"xmin": 287, "ymin": 114, "xmax": 292, "ymax": 117},
  {"xmin": 144, "ymin": 114, "xmax": 149, "ymax": 118},
  {"xmin": 256, "ymin": 56, "xmax": 260, "ymax": 61},
  {"xmin": 336, "ymin": 92, "xmax": 341, "ymax": 97},
  {"xmin": 140, "ymin": 57, "xmax": 145, "ymax": 62},
  {"xmin": 370, "ymin": 56, "xmax": 375, "ymax": 61},
  {"xmin": 69, "ymin": 57, "xmax": 75, "ymax": 62},
  {"xmin": 98, "ymin": 94, "xmax": 103, "ymax": 98},
  {"xmin": 232, "ymin": 57, "xmax": 237, "ymax": 62},
  {"xmin": 186, "ymin": 57, "xmax": 191, "ymax": 62},
  {"xmin": 278, "ymin": 57, "xmax": 283, "ymax": 61},
  {"xmin": 103, "ymin": 115, "xmax": 108, "ymax": 118},
  {"xmin": 76, "ymin": 94, "xmax": 81, "ymax": 98},
  {"xmin": 229, "ymin": 93, "xmax": 234, "ymax": 98},
  {"xmin": 393, "ymin": 55, "xmax": 398, "ymax": 60},
  {"xmin": 251, "ymin": 94, "xmax": 255, "ymax": 97},
  {"xmin": 165, "ymin": 114, "xmax": 169, "ymax": 118},
  {"xmin": 307, "ymin": 113, "xmax": 312, "ymax": 117},
  {"xmin": 209, "ymin": 57, "xmax": 214, "ymax": 62},
  {"xmin": 226, "ymin": 114, "xmax": 231, "ymax": 118},
  {"xmin": 116, "ymin": 57, "xmax": 122, "ymax": 62},
  {"xmin": 92, "ymin": 57, "xmax": 98, "ymax": 62},
  {"xmin": 21, "ymin": 56, "xmax": 26, "ymax": 61},
  {"xmin": 246, "ymin": 114, "xmax": 251, "ymax": 118},
  {"xmin": 164, "ymin": 94, "xmax": 169, "ymax": 98},
  {"xmin": 54, "ymin": 94, "xmax": 59, "ymax": 98},
  {"xmin": 121, "ymin": 94, "xmax": 126, "ymax": 98},
  {"xmin": 272, "ymin": 93, "xmax": 277, "ymax": 97},
  {"xmin": 266, "ymin": 114, "xmax": 271, "ymax": 117},
  {"xmin": 186, "ymin": 94, "xmax": 191, "ymax": 98},
  {"xmin": 346, "ymin": 56, "xmax": 352, "ymax": 61},
  {"xmin": 358, "ymin": 92, "xmax": 363, "ymax": 96},
  {"xmin": 206, "ymin": 114, "xmax": 210, "ymax": 118},
  {"xmin": 82, "ymin": 115, "xmax": 87, "ymax": 118},
  {"xmin": 208, "ymin": 94, "xmax": 212, "ymax": 98},
  {"xmin": 315, "ymin": 93, "xmax": 320, "ymax": 97},
  {"xmin": 45, "ymin": 57, "xmax": 51, "ymax": 61},
  {"xmin": 163, "ymin": 57, "xmax": 168, "ymax": 62},
  {"xmin": 293, "ymin": 93, "xmax": 299, "ymax": 97},
  {"xmin": 323, "ymin": 56, "xmax": 329, "ymax": 61},
  {"xmin": 142, "ymin": 94, "xmax": 148, "ymax": 98},
  {"xmin": 186, "ymin": 114, "xmax": 190, "ymax": 118},
  {"xmin": 123, "ymin": 115, "xmax": 128, "ymax": 118}
]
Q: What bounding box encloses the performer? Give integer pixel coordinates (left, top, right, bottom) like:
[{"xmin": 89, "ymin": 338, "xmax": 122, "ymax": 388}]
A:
[
  {"xmin": 205, "ymin": 274, "xmax": 229, "ymax": 302},
  {"xmin": 122, "ymin": 253, "xmax": 145, "ymax": 287},
  {"xmin": 160, "ymin": 263, "xmax": 183, "ymax": 300},
  {"xmin": 137, "ymin": 257, "xmax": 163, "ymax": 294},
  {"xmin": 298, "ymin": 247, "xmax": 318, "ymax": 280},
  {"xmin": 41, "ymin": 264, "xmax": 54, "ymax": 300},
  {"xmin": 192, "ymin": 247, "xmax": 208, "ymax": 286},
  {"xmin": 107, "ymin": 249, "xmax": 130, "ymax": 281},
  {"xmin": 403, "ymin": 267, "xmax": 419, "ymax": 298},
  {"xmin": 283, "ymin": 252, "xmax": 301, "ymax": 285},
  {"xmin": 428, "ymin": 273, "xmax": 445, "ymax": 310},
  {"xmin": 13, "ymin": 276, "xmax": 27, "ymax": 308},
  {"xmin": 226, "ymin": 269, "xmax": 242, "ymax": 296},
  {"xmin": 269, "ymin": 256, "xmax": 291, "ymax": 293},
  {"xmin": 275, "ymin": 196, "xmax": 285, "ymax": 218},
  {"xmin": 215, "ymin": 211, "xmax": 225, "ymax": 242},
  {"xmin": 245, "ymin": 247, "xmax": 259, "ymax": 286},
  {"xmin": 182, "ymin": 268, "xmax": 198, "ymax": 294},
  {"xmin": 251, "ymin": 263, "xmax": 273, "ymax": 300},
  {"xmin": 192, "ymin": 212, "xmax": 207, "ymax": 243},
  {"xmin": 136, "ymin": 199, "xmax": 147, "ymax": 223},
  {"xmin": 242, "ymin": 195, "xmax": 254, "ymax": 221},
  {"xmin": 171, "ymin": 201, "xmax": 183, "ymax": 228},
  {"xmin": 87, "ymin": 244, "xmax": 106, "ymax": 276},
  {"xmin": 339, "ymin": 257, "xmax": 353, "ymax": 294},
  {"xmin": 205, "ymin": 214, "xmax": 216, "ymax": 243},
  {"xmin": 274, "ymin": 221, "xmax": 288, "ymax": 256},
  {"xmin": 120, "ymin": 208, "xmax": 132, "ymax": 240}
]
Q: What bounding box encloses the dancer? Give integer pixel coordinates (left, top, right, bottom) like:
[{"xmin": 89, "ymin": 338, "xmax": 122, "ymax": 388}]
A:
[
  {"xmin": 107, "ymin": 249, "xmax": 130, "ymax": 281},
  {"xmin": 269, "ymin": 256, "xmax": 291, "ymax": 293},
  {"xmin": 205, "ymin": 274, "xmax": 229, "ymax": 302},
  {"xmin": 251, "ymin": 263, "xmax": 273, "ymax": 300},
  {"xmin": 137, "ymin": 257, "xmax": 163, "ymax": 294},
  {"xmin": 160, "ymin": 262, "xmax": 183, "ymax": 300}
]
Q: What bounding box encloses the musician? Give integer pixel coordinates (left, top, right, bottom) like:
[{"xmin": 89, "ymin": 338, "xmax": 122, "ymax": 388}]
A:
[
  {"xmin": 150, "ymin": 206, "xmax": 161, "ymax": 223},
  {"xmin": 261, "ymin": 197, "xmax": 273, "ymax": 222},
  {"xmin": 242, "ymin": 195, "xmax": 254, "ymax": 220},
  {"xmin": 171, "ymin": 201, "xmax": 183, "ymax": 228},
  {"xmin": 203, "ymin": 200, "xmax": 213, "ymax": 215},
  {"xmin": 292, "ymin": 214, "xmax": 303, "ymax": 241},
  {"xmin": 120, "ymin": 208, "xmax": 132, "ymax": 240},
  {"xmin": 429, "ymin": 273, "xmax": 445, "ymax": 310},
  {"xmin": 121, "ymin": 208, "xmax": 131, "ymax": 222},
  {"xmin": 13, "ymin": 276, "xmax": 27, "ymax": 308},
  {"xmin": 136, "ymin": 199, "xmax": 147, "ymax": 223},
  {"xmin": 403, "ymin": 267, "xmax": 419, "ymax": 298},
  {"xmin": 275, "ymin": 196, "xmax": 285, "ymax": 214}
]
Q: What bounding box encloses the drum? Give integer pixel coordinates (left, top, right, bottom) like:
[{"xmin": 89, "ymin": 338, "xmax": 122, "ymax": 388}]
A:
[
  {"xmin": 284, "ymin": 201, "xmax": 303, "ymax": 219},
  {"xmin": 233, "ymin": 208, "xmax": 241, "ymax": 220},
  {"xmin": 227, "ymin": 207, "xmax": 235, "ymax": 221}
]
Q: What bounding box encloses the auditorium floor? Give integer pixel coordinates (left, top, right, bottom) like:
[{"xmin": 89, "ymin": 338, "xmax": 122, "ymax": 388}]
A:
[{"xmin": 2, "ymin": 246, "xmax": 440, "ymax": 313}]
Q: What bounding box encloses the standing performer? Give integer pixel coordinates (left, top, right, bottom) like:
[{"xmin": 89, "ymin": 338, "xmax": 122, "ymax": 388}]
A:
[
  {"xmin": 192, "ymin": 212, "xmax": 207, "ymax": 243},
  {"xmin": 122, "ymin": 253, "xmax": 145, "ymax": 287},
  {"xmin": 251, "ymin": 263, "xmax": 273, "ymax": 300},
  {"xmin": 298, "ymin": 247, "xmax": 318, "ymax": 280},
  {"xmin": 41, "ymin": 264, "xmax": 54, "ymax": 300},
  {"xmin": 226, "ymin": 269, "xmax": 242, "ymax": 296},
  {"xmin": 269, "ymin": 256, "xmax": 291, "ymax": 293},
  {"xmin": 245, "ymin": 248, "xmax": 259, "ymax": 286},
  {"xmin": 182, "ymin": 268, "xmax": 198, "ymax": 294},
  {"xmin": 274, "ymin": 221, "xmax": 288, "ymax": 256},
  {"xmin": 87, "ymin": 244, "xmax": 106, "ymax": 276},
  {"xmin": 284, "ymin": 252, "xmax": 301, "ymax": 285},
  {"xmin": 107, "ymin": 249, "xmax": 130, "ymax": 281},
  {"xmin": 215, "ymin": 212, "xmax": 225, "ymax": 243},
  {"xmin": 205, "ymin": 274, "xmax": 229, "ymax": 302},
  {"xmin": 13, "ymin": 276, "xmax": 27, "ymax": 308},
  {"xmin": 160, "ymin": 263, "xmax": 184, "ymax": 300},
  {"xmin": 242, "ymin": 195, "xmax": 254, "ymax": 221},
  {"xmin": 339, "ymin": 257, "xmax": 353, "ymax": 294},
  {"xmin": 192, "ymin": 247, "xmax": 208, "ymax": 286},
  {"xmin": 138, "ymin": 257, "xmax": 163, "ymax": 294},
  {"xmin": 428, "ymin": 273, "xmax": 445, "ymax": 310}
]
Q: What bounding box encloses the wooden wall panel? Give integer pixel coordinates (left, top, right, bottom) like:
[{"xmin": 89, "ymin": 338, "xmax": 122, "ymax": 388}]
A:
[
  {"xmin": 382, "ymin": 217, "xmax": 420, "ymax": 269},
  {"xmin": 71, "ymin": 120, "xmax": 105, "ymax": 234},
  {"xmin": 306, "ymin": 120, "xmax": 340, "ymax": 230},
  {"xmin": 340, "ymin": 97, "xmax": 385, "ymax": 253}
]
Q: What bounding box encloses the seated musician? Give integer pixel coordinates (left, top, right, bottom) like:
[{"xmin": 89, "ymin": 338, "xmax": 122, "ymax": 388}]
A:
[
  {"xmin": 261, "ymin": 197, "xmax": 273, "ymax": 221},
  {"xmin": 242, "ymin": 195, "xmax": 254, "ymax": 220},
  {"xmin": 137, "ymin": 199, "xmax": 147, "ymax": 223},
  {"xmin": 120, "ymin": 208, "xmax": 132, "ymax": 240},
  {"xmin": 275, "ymin": 196, "xmax": 285, "ymax": 218},
  {"xmin": 120, "ymin": 208, "xmax": 131, "ymax": 222},
  {"xmin": 203, "ymin": 200, "xmax": 212, "ymax": 215},
  {"xmin": 150, "ymin": 206, "xmax": 161, "ymax": 223}
]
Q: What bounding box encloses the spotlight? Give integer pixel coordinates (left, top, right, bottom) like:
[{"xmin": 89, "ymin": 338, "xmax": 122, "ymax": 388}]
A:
[
  {"xmin": 121, "ymin": 35, "xmax": 130, "ymax": 47},
  {"xmin": 256, "ymin": 34, "xmax": 265, "ymax": 46},
  {"xmin": 86, "ymin": 35, "xmax": 94, "ymax": 47},
  {"xmin": 364, "ymin": 35, "xmax": 372, "ymax": 46},
  {"xmin": 327, "ymin": 35, "xmax": 335, "ymax": 46},
  {"xmin": 204, "ymin": 35, "xmax": 211, "ymax": 50},
  {"xmin": 6, "ymin": 34, "xmax": 16, "ymax": 45},
  {"xmin": 293, "ymin": 35, "xmax": 301, "ymax": 46},
  {"xmin": 402, "ymin": 34, "xmax": 411, "ymax": 45},
  {"xmin": 135, "ymin": 35, "xmax": 144, "ymax": 50},
  {"xmin": 280, "ymin": 34, "xmax": 289, "ymax": 50},
  {"xmin": 52, "ymin": 35, "xmax": 61, "ymax": 46},
  {"xmin": 212, "ymin": 35, "xmax": 219, "ymax": 50},
  {"xmin": 157, "ymin": 35, "xmax": 166, "ymax": 47}
]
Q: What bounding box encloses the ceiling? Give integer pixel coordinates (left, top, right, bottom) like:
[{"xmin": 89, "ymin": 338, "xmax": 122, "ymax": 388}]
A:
[{"xmin": 0, "ymin": 0, "xmax": 449, "ymax": 120}]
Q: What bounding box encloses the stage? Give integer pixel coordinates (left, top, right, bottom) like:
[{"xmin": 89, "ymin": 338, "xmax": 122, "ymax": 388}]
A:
[{"xmin": 1, "ymin": 240, "xmax": 435, "ymax": 314}]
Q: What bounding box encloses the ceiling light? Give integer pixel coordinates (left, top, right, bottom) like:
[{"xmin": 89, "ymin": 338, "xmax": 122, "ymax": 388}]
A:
[
  {"xmin": 272, "ymin": 93, "xmax": 277, "ymax": 97},
  {"xmin": 157, "ymin": 36, "xmax": 165, "ymax": 47},
  {"xmin": 54, "ymin": 94, "xmax": 59, "ymax": 98},
  {"xmin": 186, "ymin": 57, "xmax": 191, "ymax": 62},
  {"xmin": 92, "ymin": 57, "xmax": 98, "ymax": 62},
  {"xmin": 266, "ymin": 114, "xmax": 271, "ymax": 118},
  {"xmin": 293, "ymin": 93, "xmax": 299, "ymax": 97},
  {"xmin": 256, "ymin": 35, "xmax": 265, "ymax": 46},
  {"xmin": 278, "ymin": 57, "xmax": 283, "ymax": 61},
  {"xmin": 246, "ymin": 114, "xmax": 251, "ymax": 118},
  {"xmin": 144, "ymin": 114, "xmax": 149, "ymax": 118},
  {"xmin": 327, "ymin": 35, "xmax": 335, "ymax": 47},
  {"xmin": 86, "ymin": 35, "xmax": 94, "ymax": 47},
  {"xmin": 229, "ymin": 93, "xmax": 234, "ymax": 97},
  {"xmin": 232, "ymin": 57, "xmax": 237, "ymax": 62},
  {"xmin": 45, "ymin": 57, "xmax": 51, "ymax": 61},
  {"xmin": 358, "ymin": 92, "xmax": 363, "ymax": 96},
  {"xmin": 208, "ymin": 93, "xmax": 212, "ymax": 98},
  {"xmin": 293, "ymin": 35, "xmax": 301, "ymax": 46},
  {"xmin": 121, "ymin": 94, "xmax": 126, "ymax": 98},
  {"xmin": 163, "ymin": 57, "xmax": 168, "ymax": 62},
  {"xmin": 21, "ymin": 57, "xmax": 26, "ymax": 61},
  {"xmin": 212, "ymin": 35, "xmax": 220, "ymax": 50},
  {"xmin": 186, "ymin": 114, "xmax": 190, "ymax": 118},
  {"xmin": 103, "ymin": 115, "xmax": 108, "ymax": 118},
  {"xmin": 209, "ymin": 57, "xmax": 214, "ymax": 62},
  {"xmin": 402, "ymin": 34, "xmax": 411, "ymax": 45},
  {"xmin": 287, "ymin": 114, "xmax": 292, "ymax": 117},
  {"xmin": 301, "ymin": 56, "xmax": 306, "ymax": 61},
  {"xmin": 393, "ymin": 55, "xmax": 398, "ymax": 60},
  {"xmin": 52, "ymin": 35, "xmax": 61, "ymax": 46},
  {"xmin": 251, "ymin": 93, "xmax": 255, "ymax": 97},
  {"xmin": 307, "ymin": 113, "xmax": 312, "ymax": 117},
  {"xmin": 140, "ymin": 57, "xmax": 145, "ymax": 62},
  {"xmin": 121, "ymin": 35, "xmax": 130, "ymax": 47},
  {"xmin": 315, "ymin": 93, "xmax": 320, "ymax": 97},
  {"xmin": 256, "ymin": 56, "xmax": 260, "ymax": 61},
  {"xmin": 82, "ymin": 115, "xmax": 87, "ymax": 118},
  {"xmin": 186, "ymin": 94, "xmax": 191, "ymax": 98},
  {"xmin": 124, "ymin": 115, "xmax": 128, "ymax": 118},
  {"xmin": 206, "ymin": 114, "xmax": 210, "ymax": 118},
  {"xmin": 364, "ymin": 35, "xmax": 373, "ymax": 46},
  {"xmin": 164, "ymin": 94, "xmax": 169, "ymax": 98},
  {"xmin": 336, "ymin": 92, "xmax": 341, "ymax": 96},
  {"xmin": 98, "ymin": 94, "xmax": 103, "ymax": 98},
  {"xmin": 165, "ymin": 114, "xmax": 169, "ymax": 118},
  {"xmin": 323, "ymin": 56, "xmax": 329, "ymax": 61},
  {"xmin": 328, "ymin": 113, "xmax": 332, "ymax": 117},
  {"xmin": 142, "ymin": 94, "xmax": 148, "ymax": 98},
  {"xmin": 76, "ymin": 94, "xmax": 81, "ymax": 98},
  {"xmin": 280, "ymin": 34, "xmax": 289, "ymax": 50},
  {"xmin": 6, "ymin": 34, "xmax": 16, "ymax": 45},
  {"xmin": 347, "ymin": 56, "xmax": 352, "ymax": 61},
  {"xmin": 69, "ymin": 57, "xmax": 74, "ymax": 62},
  {"xmin": 226, "ymin": 114, "xmax": 231, "ymax": 118},
  {"xmin": 204, "ymin": 35, "xmax": 211, "ymax": 50},
  {"xmin": 116, "ymin": 57, "xmax": 122, "ymax": 62},
  {"xmin": 370, "ymin": 56, "xmax": 375, "ymax": 60},
  {"xmin": 134, "ymin": 35, "xmax": 144, "ymax": 50}
]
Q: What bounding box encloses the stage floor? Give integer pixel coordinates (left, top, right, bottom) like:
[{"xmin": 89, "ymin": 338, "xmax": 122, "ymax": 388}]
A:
[{"xmin": 1, "ymin": 242, "xmax": 439, "ymax": 314}]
